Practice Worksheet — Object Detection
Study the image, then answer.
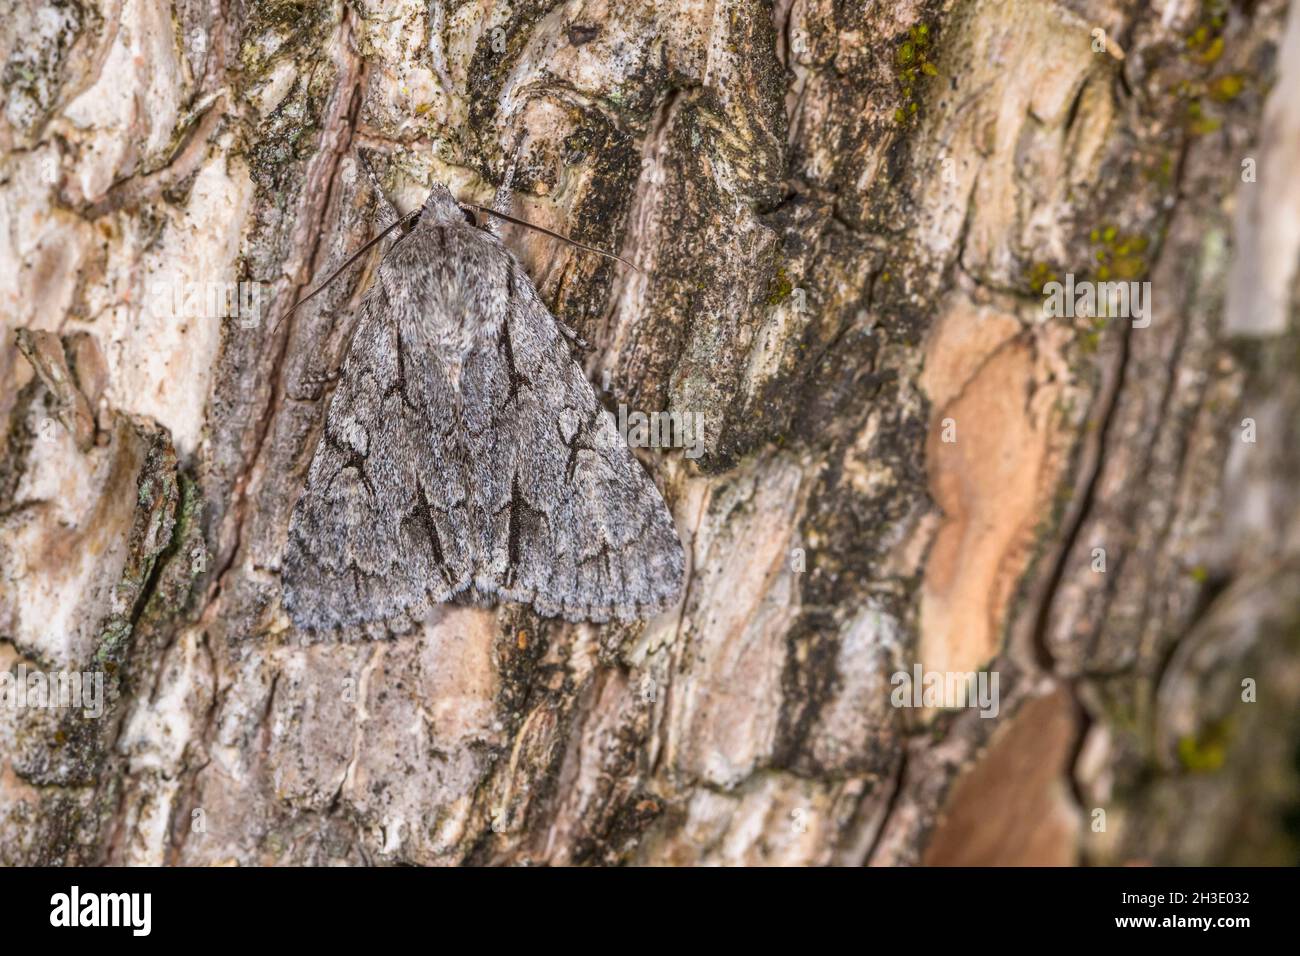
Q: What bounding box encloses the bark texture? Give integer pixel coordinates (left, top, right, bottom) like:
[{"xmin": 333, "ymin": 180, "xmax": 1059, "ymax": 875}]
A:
[{"xmin": 2, "ymin": 0, "xmax": 1299, "ymax": 865}]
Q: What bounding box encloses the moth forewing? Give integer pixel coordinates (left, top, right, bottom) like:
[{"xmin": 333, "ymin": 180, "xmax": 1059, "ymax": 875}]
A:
[{"xmin": 281, "ymin": 183, "xmax": 684, "ymax": 630}]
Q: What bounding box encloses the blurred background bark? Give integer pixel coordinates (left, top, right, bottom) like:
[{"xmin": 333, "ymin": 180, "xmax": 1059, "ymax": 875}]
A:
[{"xmin": 2, "ymin": 0, "xmax": 1298, "ymax": 865}]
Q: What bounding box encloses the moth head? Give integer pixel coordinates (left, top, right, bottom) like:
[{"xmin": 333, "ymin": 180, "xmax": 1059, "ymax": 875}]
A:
[{"xmin": 419, "ymin": 183, "xmax": 467, "ymax": 224}]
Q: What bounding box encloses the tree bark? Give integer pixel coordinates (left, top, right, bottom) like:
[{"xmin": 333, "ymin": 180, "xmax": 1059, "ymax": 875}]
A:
[{"xmin": 2, "ymin": 0, "xmax": 1298, "ymax": 866}]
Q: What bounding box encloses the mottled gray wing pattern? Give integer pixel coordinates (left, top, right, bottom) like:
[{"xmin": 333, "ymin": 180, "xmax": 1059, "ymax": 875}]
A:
[
  {"xmin": 456, "ymin": 249, "xmax": 685, "ymax": 622},
  {"xmin": 281, "ymin": 281, "xmax": 476, "ymax": 631},
  {"xmin": 282, "ymin": 218, "xmax": 684, "ymax": 630}
]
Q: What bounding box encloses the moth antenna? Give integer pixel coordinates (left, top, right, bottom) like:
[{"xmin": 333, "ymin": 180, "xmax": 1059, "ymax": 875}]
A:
[
  {"xmin": 274, "ymin": 208, "xmax": 421, "ymax": 334},
  {"xmin": 458, "ymin": 202, "xmax": 642, "ymax": 273}
]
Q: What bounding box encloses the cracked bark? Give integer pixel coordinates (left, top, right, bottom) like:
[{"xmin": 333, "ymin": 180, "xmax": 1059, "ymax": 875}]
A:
[{"xmin": 2, "ymin": 0, "xmax": 1299, "ymax": 866}]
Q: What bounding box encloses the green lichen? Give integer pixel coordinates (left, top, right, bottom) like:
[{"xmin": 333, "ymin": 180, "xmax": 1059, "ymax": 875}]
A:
[
  {"xmin": 1209, "ymin": 73, "xmax": 1245, "ymax": 102},
  {"xmin": 1088, "ymin": 226, "xmax": 1148, "ymax": 281},
  {"xmin": 892, "ymin": 24, "xmax": 938, "ymax": 126},
  {"xmin": 767, "ymin": 266, "xmax": 794, "ymax": 305},
  {"xmin": 1183, "ymin": 3, "xmax": 1228, "ymax": 62},
  {"xmin": 1183, "ymin": 97, "xmax": 1222, "ymax": 135},
  {"xmin": 1178, "ymin": 718, "xmax": 1233, "ymax": 772},
  {"xmin": 1176, "ymin": 2, "xmax": 1246, "ymax": 136},
  {"xmin": 1025, "ymin": 261, "xmax": 1059, "ymax": 295}
]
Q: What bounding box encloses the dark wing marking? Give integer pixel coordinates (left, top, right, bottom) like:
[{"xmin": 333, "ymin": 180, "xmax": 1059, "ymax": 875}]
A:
[
  {"xmin": 456, "ymin": 244, "xmax": 684, "ymax": 622},
  {"xmin": 281, "ymin": 286, "xmax": 475, "ymax": 630},
  {"xmin": 283, "ymin": 221, "xmax": 683, "ymax": 629}
]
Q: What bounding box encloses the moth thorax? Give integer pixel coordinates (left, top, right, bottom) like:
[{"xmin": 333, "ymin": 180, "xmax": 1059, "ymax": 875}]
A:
[{"xmin": 404, "ymin": 301, "xmax": 491, "ymax": 394}]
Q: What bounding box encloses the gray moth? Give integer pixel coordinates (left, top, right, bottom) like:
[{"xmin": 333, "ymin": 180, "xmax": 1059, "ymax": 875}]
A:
[{"xmin": 280, "ymin": 184, "xmax": 685, "ymax": 630}]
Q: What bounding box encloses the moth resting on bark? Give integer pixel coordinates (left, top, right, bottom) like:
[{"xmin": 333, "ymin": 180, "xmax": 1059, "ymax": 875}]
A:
[{"xmin": 280, "ymin": 184, "xmax": 685, "ymax": 630}]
